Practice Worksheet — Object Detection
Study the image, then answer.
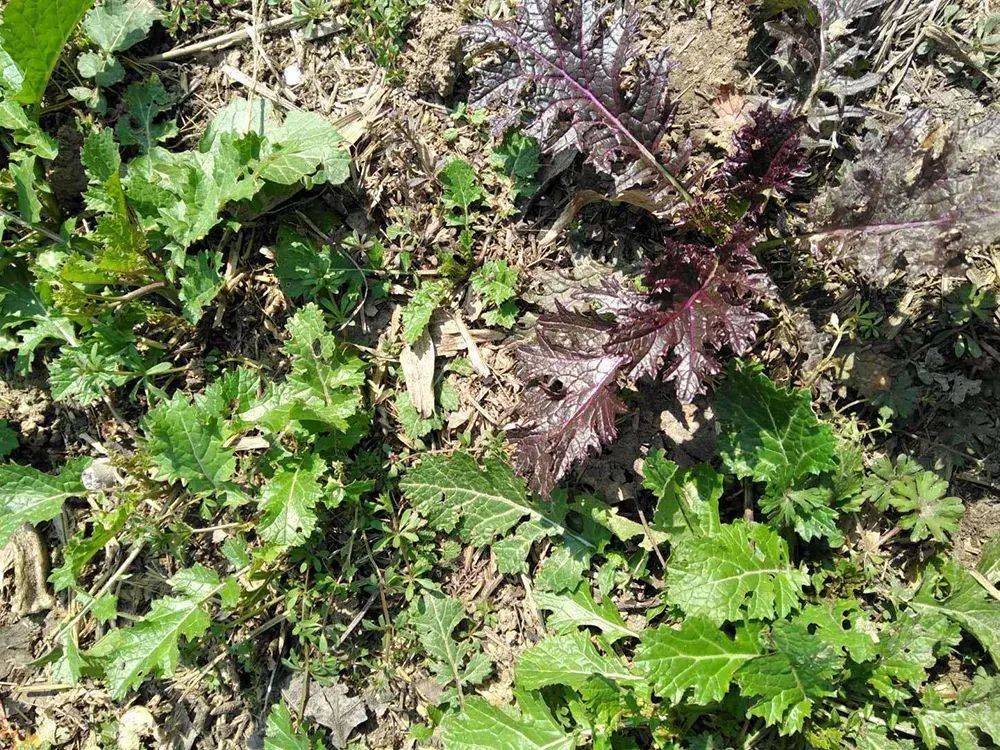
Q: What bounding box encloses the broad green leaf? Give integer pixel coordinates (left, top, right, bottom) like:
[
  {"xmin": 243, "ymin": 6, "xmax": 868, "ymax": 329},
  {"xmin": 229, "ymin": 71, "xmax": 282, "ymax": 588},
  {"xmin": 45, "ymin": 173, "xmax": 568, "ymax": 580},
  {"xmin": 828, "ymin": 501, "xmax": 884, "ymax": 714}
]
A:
[
  {"xmin": 867, "ymin": 609, "xmax": 960, "ymax": 702},
  {"xmin": 83, "ymin": 0, "xmax": 160, "ymax": 53},
  {"xmin": 665, "ymin": 520, "xmax": 807, "ymax": 625},
  {"xmin": 517, "ymin": 632, "xmax": 637, "ymax": 690},
  {"xmin": 644, "ymin": 451, "xmax": 722, "ymax": 540},
  {"xmin": 401, "ymin": 451, "xmax": 595, "ymax": 562},
  {"xmin": 0, "ymin": 0, "xmax": 95, "ymax": 104},
  {"xmin": 0, "ymin": 458, "xmax": 90, "ymax": 546},
  {"xmin": 264, "ymin": 704, "xmax": 311, "ymax": 750},
  {"xmin": 794, "ymin": 598, "xmax": 878, "ymax": 662},
  {"xmin": 716, "ymin": 361, "xmax": 837, "ymax": 493},
  {"xmin": 257, "ymin": 110, "xmax": 348, "ymax": 185},
  {"xmin": 257, "ymin": 455, "xmax": 324, "ymax": 549},
  {"xmin": 534, "ymin": 584, "xmax": 638, "ymax": 643},
  {"xmin": 411, "ymin": 592, "xmax": 492, "ymax": 690},
  {"xmin": 911, "ymin": 559, "xmax": 1000, "ymax": 667},
  {"xmin": 735, "ymin": 621, "xmax": 843, "ymax": 736},
  {"xmin": 103, "ymin": 565, "xmax": 220, "ymax": 699},
  {"xmin": 915, "ymin": 674, "xmax": 1000, "ymax": 750},
  {"xmin": 179, "ymin": 250, "xmax": 224, "ymax": 323},
  {"xmin": 143, "ymin": 392, "xmax": 236, "ymax": 493},
  {"xmin": 635, "ymin": 617, "xmax": 759, "ymax": 704},
  {"xmin": 442, "ymin": 692, "xmax": 576, "ymax": 750}
]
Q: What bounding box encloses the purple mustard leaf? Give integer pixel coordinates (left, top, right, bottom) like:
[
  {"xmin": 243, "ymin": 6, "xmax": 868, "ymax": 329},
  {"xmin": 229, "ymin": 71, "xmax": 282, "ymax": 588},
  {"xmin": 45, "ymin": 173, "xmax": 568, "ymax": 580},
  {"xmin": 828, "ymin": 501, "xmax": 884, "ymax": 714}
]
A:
[
  {"xmin": 508, "ymin": 306, "xmax": 628, "ymax": 496},
  {"xmin": 721, "ymin": 105, "xmax": 804, "ymax": 204},
  {"xmin": 464, "ymin": 0, "xmax": 679, "ymax": 194},
  {"xmin": 599, "ymin": 235, "xmax": 768, "ymax": 400},
  {"xmin": 509, "ymin": 234, "xmax": 770, "ymax": 494},
  {"xmin": 809, "ymin": 109, "xmax": 1000, "ymax": 279}
]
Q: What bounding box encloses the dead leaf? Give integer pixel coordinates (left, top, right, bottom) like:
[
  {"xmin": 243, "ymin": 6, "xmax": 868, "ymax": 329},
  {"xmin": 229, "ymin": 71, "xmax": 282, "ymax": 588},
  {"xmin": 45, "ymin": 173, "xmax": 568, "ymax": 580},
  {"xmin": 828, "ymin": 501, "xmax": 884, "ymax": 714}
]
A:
[
  {"xmin": 400, "ymin": 331, "xmax": 436, "ymax": 418},
  {"xmin": 283, "ymin": 675, "xmax": 368, "ymax": 749},
  {"xmin": 706, "ymin": 85, "xmax": 751, "ymax": 151},
  {"xmin": 0, "ymin": 524, "xmax": 56, "ymax": 618},
  {"xmin": 0, "ymin": 619, "xmax": 39, "ymax": 681}
]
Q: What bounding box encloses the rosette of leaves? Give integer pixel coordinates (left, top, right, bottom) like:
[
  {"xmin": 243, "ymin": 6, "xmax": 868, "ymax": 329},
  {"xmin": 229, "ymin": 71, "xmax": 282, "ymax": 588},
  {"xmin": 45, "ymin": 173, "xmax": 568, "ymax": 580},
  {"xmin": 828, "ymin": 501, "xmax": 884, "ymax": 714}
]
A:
[
  {"xmin": 508, "ymin": 230, "xmax": 770, "ymax": 496},
  {"xmin": 498, "ymin": 100, "xmax": 801, "ymax": 494}
]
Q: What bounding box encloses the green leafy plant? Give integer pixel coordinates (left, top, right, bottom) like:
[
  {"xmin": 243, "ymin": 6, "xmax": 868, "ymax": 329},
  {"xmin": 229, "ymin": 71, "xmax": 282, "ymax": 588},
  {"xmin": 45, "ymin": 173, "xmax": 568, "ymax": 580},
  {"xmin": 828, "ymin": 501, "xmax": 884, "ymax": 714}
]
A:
[{"xmin": 470, "ymin": 260, "xmax": 519, "ymax": 329}]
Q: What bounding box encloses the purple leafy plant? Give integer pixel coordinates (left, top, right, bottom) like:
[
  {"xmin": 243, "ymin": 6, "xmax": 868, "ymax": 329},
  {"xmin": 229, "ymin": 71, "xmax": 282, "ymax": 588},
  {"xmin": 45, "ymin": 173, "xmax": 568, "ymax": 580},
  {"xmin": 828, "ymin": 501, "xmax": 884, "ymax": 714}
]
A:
[
  {"xmin": 463, "ymin": 0, "xmax": 687, "ymax": 200},
  {"xmin": 465, "ymin": 0, "xmax": 806, "ymax": 494},
  {"xmin": 510, "ymin": 229, "xmax": 772, "ymax": 496}
]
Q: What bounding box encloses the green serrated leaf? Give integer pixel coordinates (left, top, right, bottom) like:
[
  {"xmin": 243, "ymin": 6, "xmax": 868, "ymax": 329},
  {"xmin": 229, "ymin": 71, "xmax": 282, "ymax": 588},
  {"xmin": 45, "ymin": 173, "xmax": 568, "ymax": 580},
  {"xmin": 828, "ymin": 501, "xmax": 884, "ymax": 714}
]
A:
[
  {"xmin": 179, "ymin": 250, "xmax": 224, "ymax": 323},
  {"xmin": 517, "ymin": 631, "xmax": 636, "ymax": 690},
  {"xmin": 402, "ymin": 279, "xmax": 450, "ymax": 345},
  {"xmin": 867, "ymin": 609, "xmax": 960, "ymax": 702},
  {"xmin": 440, "ymin": 158, "xmax": 483, "ymax": 226},
  {"xmin": 83, "ymin": 0, "xmax": 160, "ymax": 53},
  {"xmin": 716, "ymin": 361, "xmax": 837, "ymax": 494},
  {"xmin": 102, "ymin": 565, "xmax": 220, "ymax": 699},
  {"xmin": 143, "ymin": 392, "xmax": 236, "ymax": 493},
  {"xmin": 50, "ymin": 504, "xmax": 129, "ymax": 591},
  {"xmin": 0, "ymin": 0, "xmax": 96, "ymax": 104},
  {"xmin": 257, "ymin": 454, "xmax": 324, "ymax": 549},
  {"xmin": 736, "ymin": 620, "xmax": 844, "ymax": 736},
  {"xmin": 11, "ymin": 154, "xmax": 42, "ymax": 223},
  {"xmin": 644, "ymin": 451, "xmax": 722, "ymax": 541},
  {"xmin": 400, "ymin": 451, "xmax": 594, "ymax": 560},
  {"xmin": 635, "ymin": 617, "xmax": 759, "ymax": 705},
  {"xmin": 116, "ymin": 74, "xmax": 177, "ymax": 153},
  {"xmin": 534, "ymin": 584, "xmax": 638, "ymax": 643},
  {"xmin": 794, "ymin": 598, "xmax": 878, "ymax": 662},
  {"xmin": 666, "ymin": 520, "xmax": 807, "ymax": 625},
  {"xmin": 0, "ymin": 458, "xmax": 90, "ymax": 547},
  {"xmin": 915, "ymin": 673, "xmax": 1000, "ymax": 750},
  {"xmin": 257, "ymin": 110, "xmax": 348, "ymax": 185},
  {"xmin": 442, "ymin": 691, "xmax": 576, "ymax": 750},
  {"xmin": 470, "ymin": 260, "xmax": 518, "ymax": 308},
  {"xmin": 412, "ymin": 591, "xmax": 492, "ymax": 690},
  {"xmin": 911, "ymin": 559, "xmax": 1000, "ymax": 667}
]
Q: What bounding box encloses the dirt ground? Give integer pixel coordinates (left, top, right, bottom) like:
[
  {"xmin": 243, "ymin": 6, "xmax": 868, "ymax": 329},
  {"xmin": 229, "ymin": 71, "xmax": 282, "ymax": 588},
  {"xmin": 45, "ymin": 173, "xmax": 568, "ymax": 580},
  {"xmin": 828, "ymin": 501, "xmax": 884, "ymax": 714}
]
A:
[{"xmin": 2, "ymin": 0, "xmax": 999, "ymax": 747}]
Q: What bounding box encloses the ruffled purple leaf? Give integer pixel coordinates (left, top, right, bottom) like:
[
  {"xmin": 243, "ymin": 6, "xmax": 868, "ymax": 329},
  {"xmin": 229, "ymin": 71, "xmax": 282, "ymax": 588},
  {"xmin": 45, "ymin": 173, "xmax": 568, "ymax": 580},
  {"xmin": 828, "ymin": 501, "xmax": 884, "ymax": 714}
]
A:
[
  {"xmin": 809, "ymin": 109, "xmax": 1000, "ymax": 278},
  {"xmin": 510, "ymin": 234, "xmax": 769, "ymax": 495},
  {"xmin": 464, "ymin": 0, "xmax": 677, "ymax": 193}
]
